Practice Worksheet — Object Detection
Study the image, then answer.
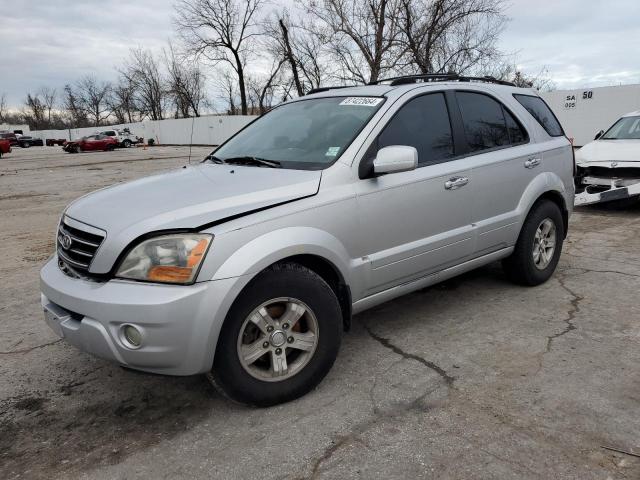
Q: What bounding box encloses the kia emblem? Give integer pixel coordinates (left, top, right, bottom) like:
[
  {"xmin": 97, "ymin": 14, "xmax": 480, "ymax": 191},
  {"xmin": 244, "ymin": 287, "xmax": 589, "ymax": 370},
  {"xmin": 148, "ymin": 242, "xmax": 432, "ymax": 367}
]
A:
[{"xmin": 60, "ymin": 234, "xmax": 72, "ymax": 250}]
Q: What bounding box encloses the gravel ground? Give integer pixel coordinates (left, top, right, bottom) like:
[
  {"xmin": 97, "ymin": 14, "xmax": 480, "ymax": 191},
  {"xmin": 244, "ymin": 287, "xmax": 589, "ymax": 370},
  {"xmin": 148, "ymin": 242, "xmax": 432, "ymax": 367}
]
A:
[{"xmin": 1, "ymin": 145, "xmax": 639, "ymax": 479}]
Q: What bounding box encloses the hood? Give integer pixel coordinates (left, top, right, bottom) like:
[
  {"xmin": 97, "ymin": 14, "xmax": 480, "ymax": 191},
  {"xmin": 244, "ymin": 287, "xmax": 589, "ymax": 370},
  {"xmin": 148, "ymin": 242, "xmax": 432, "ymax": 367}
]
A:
[
  {"xmin": 577, "ymin": 139, "xmax": 640, "ymax": 164},
  {"xmin": 66, "ymin": 164, "xmax": 321, "ymax": 273}
]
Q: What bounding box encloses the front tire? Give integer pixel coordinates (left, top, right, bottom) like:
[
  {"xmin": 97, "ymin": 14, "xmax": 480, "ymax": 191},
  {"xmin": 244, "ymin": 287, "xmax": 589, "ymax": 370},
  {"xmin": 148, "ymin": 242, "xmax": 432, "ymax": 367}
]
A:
[
  {"xmin": 211, "ymin": 263, "xmax": 342, "ymax": 406},
  {"xmin": 502, "ymin": 199, "xmax": 564, "ymax": 286}
]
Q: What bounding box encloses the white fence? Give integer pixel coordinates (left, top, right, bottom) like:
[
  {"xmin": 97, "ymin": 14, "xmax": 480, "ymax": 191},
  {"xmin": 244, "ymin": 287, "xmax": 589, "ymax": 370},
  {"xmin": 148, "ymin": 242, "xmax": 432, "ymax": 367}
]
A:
[{"xmin": 30, "ymin": 115, "xmax": 257, "ymax": 145}]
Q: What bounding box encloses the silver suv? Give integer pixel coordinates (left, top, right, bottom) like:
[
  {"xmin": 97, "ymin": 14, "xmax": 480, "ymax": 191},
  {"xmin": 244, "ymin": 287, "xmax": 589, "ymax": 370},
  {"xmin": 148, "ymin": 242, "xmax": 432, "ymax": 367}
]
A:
[{"xmin": 41, "ymin": 75, "xmax": 574, "ymax": 406}]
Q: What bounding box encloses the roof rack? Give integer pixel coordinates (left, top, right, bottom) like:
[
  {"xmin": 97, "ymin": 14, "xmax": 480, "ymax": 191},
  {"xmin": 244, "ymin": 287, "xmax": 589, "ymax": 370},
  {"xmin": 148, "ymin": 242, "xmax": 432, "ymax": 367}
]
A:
[
  {"xmin": 369, "ymin": 73, "xmax": 516, "ymax": 87},
  {"xmin": 305, "ymin": 85, "xmax": 358, "ymax": 95}
]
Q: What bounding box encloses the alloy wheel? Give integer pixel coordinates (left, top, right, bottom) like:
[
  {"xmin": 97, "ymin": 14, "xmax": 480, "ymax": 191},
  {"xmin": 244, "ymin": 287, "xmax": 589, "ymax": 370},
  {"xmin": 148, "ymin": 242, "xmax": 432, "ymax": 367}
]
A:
[{"xmin": 236, "ymin": 297, "xmax": 319, "ymax": 382}]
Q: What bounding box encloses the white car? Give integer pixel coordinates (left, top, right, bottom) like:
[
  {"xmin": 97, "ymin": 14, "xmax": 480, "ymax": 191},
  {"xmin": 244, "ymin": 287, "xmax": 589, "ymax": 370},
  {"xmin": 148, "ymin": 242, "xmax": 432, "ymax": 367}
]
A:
[
  {"xmin": 575, "ymin": 110, "xmax": 640, "ymax": 205},
  {"xmin": 99, "ymin": 128, "xmax": 142, "ymax": 148}
]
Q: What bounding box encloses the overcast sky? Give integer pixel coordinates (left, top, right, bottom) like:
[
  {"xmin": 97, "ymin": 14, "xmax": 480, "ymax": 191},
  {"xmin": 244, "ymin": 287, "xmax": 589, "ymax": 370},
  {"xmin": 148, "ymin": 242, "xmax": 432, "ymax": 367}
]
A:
[{"xmin": 1, "ymin": 0, "xmax": 639, "ymax": 108}]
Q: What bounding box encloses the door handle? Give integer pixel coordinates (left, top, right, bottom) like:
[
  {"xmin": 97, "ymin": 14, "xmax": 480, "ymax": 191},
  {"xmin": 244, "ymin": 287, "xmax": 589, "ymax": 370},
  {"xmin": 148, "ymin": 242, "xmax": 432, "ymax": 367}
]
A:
[
  {"xmin": 444, "ymin": 176, "xmax": 469, "ymax": 190},
  {"xmin": 524, "ymin": 158, "xmax": 541, "ymax": 169}
]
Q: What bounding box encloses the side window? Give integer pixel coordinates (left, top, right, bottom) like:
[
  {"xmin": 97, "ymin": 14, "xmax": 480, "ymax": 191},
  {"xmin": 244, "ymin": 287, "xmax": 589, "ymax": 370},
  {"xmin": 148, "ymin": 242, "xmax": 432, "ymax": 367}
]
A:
[
  {"xmin": 377, "ymin": 93, "xmax": 454, "ymax": 166},
  {"xmin": 504, "ymin": 108, "xmax": 527, "ymax": 144},
  {"xmin": 456, "ymin": 92, "xmax": 509, "ymax": 151},
  {"xmin": 513, "ymin": 94, "xmax": 564, "ymax": 137}
]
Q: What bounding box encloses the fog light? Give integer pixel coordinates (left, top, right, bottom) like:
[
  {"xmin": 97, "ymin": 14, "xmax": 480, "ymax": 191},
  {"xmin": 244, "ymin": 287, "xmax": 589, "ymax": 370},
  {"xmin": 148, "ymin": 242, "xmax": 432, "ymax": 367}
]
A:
[{"xmin": 122, "ymin": 325, "xmax": 142, "ymax": 348}]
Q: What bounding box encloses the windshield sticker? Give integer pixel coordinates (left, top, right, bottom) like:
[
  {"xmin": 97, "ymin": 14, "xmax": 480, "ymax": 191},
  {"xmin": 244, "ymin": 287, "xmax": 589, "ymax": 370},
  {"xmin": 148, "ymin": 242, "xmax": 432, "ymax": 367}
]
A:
[
  {"xmin": 325, "ymin": 147, "xmax": 341, "ymax": 157},
  {"xmin": 339, "ymin": 97, "xmax": 383, "ymax": 107}
]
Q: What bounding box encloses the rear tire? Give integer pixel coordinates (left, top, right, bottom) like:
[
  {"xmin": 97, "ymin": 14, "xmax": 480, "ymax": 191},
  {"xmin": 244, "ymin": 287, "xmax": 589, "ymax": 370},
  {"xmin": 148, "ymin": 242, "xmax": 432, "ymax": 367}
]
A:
[
  {"xmin": 211, "ymin": 263, "xmax": 342, "ymax": 406},
  {"xmin": 502, "ymin": 199, "xmax": 564, "ymax": 286},
  {"xmin": 122, "ymin": 139, "xmax": 132, "ymax": 148}
]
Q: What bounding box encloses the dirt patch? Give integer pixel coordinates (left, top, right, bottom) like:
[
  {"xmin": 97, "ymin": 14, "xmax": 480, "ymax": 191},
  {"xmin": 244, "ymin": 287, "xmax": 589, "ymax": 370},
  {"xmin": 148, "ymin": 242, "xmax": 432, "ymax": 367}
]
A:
[
  {"xmin": 12, "ymin": 397, "xmax": 47, "ymax": 412},
  {"xmin": 22, "ymin": 240, "xmax": 55, "ymax": 263},
  {"xmin": 0, "ymin": 194, "xmax": 54, "ymax": 202},
  {"xmin": 0, "ymin": 376, "xmax": 215, "ymax": 480}
]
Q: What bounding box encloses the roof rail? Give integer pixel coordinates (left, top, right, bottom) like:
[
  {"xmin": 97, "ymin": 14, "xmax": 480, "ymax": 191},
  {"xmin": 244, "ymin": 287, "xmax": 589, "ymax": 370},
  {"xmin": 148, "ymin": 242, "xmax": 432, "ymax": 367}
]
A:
[
  {"xmin": 369, "ymin": 73, "xmax": 516, "ymax": 87},
  {"xmin": 305, "ymin": 85, "xmax": 358, "ymax": 95}
]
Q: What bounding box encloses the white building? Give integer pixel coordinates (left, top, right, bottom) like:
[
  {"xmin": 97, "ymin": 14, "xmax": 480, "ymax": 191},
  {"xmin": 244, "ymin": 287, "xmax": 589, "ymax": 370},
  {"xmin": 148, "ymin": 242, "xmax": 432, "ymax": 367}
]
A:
[
  {"xmin": 0, "ymin": 123, "xmax": 30, "ymax": 134},
  {"xmin": 541, "ymin": 84, "xmax": 640, "ymax": 147}
]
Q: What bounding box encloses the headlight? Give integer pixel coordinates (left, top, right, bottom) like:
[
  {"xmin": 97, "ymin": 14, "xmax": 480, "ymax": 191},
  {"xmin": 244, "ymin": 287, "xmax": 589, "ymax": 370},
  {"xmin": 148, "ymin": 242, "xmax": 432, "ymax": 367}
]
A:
[{"xmin": 116, "ymin": 234, "xmax": 212, "ymax": 284}]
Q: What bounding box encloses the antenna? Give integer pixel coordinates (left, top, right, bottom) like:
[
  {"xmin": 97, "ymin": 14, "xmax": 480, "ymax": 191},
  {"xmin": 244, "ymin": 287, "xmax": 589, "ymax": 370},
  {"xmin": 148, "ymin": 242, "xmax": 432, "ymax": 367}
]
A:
[{"xmin": 188, "ymin": 115, "xmax": 195, "ymax": 164}]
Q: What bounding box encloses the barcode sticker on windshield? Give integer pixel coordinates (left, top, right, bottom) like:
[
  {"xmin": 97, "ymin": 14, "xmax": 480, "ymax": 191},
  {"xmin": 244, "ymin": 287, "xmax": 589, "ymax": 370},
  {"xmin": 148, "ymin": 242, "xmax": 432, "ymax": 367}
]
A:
[
  {"xmin": 339, "ymin": 97, "xmax": 383, "ymax": 107},
  {"xmin": 325, "ymin": 147, "xmax": 340, "ymax": 157}
]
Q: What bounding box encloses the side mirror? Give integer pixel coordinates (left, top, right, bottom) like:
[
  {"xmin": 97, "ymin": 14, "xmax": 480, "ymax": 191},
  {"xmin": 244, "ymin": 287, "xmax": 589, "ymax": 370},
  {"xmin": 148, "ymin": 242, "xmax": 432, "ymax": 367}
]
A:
[
  {"xmin": 594, "ymin": 130, "xmax": 604, "ymax": 140},
  {"xmin": 373, "ymin": 146, "xmax": 418, "ymax": 175}
]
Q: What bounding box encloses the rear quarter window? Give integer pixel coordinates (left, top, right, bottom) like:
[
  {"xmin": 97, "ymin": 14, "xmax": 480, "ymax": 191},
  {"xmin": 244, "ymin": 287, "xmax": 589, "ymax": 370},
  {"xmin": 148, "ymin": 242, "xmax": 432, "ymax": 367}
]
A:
[{"xmin": 513, "ymin": 94, "xmax": 564, "ymax": 137}]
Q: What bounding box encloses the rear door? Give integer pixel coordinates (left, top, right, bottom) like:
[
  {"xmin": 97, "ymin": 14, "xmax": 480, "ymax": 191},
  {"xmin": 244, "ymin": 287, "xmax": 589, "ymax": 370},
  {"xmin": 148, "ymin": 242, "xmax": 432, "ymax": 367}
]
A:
[
  {"xmin": 356, "ymin": 91, "xmax": 475, "ymax": 295},
  {"xmin": 453, "ymin": 90, "xmax": 540, "ymax": 255}
]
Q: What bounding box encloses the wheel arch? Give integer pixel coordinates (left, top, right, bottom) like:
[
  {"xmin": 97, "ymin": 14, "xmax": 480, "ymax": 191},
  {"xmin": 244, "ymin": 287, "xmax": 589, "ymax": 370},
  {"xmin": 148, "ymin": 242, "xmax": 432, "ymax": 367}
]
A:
[
  {"xmin": 268, "ymin": 254, "xmax": 352, "ymax": 332},
  {"xmin": 517, "ymin": 172, "xmax": 570, "ymax": 239},
  {"xmin": 535, "ymin": 190, "xmax": 569, "ymax": 238},
  {"xmin": 207, "ymin": 227, "xmax": 356, "ymax": 332}
]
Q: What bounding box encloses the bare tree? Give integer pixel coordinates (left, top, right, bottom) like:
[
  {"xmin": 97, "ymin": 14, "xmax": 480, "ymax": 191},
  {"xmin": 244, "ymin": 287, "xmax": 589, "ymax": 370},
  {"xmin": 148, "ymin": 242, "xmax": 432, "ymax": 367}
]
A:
[
  {"xmin": 164, "ymin": 43, "xmax": 206, "ymax": 118},
  {"xmin": 174, "ymin": 0, "xmax": 263, "ymax": 115},
  {"xmin": 120, "ymin": 48, "xmax": 167, "ymax": 120},
  {"xmin": 247, "ymin": 58, "xmax": 286, "ymax": 114},
  {"xmin": 0, "ymin": 93, "xmax": 8, "ymax": 123},
  {"xmin": 265, "ymin": 12, "xmax": 328, "ymax": 96},
  {"xmin": 108, "ymin": 76, "xmax": 139, "ymax": 124},
  {"xmin": 215, "ymin": 69, "xmax": 240, "ymax": 114},
  {"xmin": 39, "ymin": 87, "xmax": 57, "ymax": 125},
  {"xmin": 301, "ymin": 0, "xmax": 404, "ymax": 83},
  {"xmin": 63, "ymin": 84, "xmax": 89, "ymax": 127},
  {"xmin": 398, "ymin": 0, "xmax": 506, "ymax": 75},
  {"xmin": 274, "ymin": 14, "xmax": 304, "ymax": 97},
  {"xmin": 23, "ymin": 92, "xmax": 47, "ymax": 129},
  {"xmin": 75, "ymin": 75, "xmax": 112, "ymax": 126}
]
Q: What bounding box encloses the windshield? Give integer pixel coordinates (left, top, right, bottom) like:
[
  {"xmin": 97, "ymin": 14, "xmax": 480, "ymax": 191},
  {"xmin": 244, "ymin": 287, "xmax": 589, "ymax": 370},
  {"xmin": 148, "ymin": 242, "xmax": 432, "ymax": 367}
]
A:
[
  {"xmin": 210, "ymin": 96, "xmax": 385, "ymax": 169},
  {"xmin": 602, "ymin": 116, "xmax": 640, "ymax": 140}
]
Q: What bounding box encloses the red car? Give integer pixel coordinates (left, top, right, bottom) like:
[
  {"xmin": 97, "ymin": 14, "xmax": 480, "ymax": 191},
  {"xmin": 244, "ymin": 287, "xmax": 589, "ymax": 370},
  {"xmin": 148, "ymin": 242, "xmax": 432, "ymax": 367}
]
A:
[
  {"xmin": 0, "ymin": 138, "xmax": 11, "ymax": 158},
  {"xmin": 63, "ymin": 134, "xmax": 118, "ymax": 153},
  {"xmin": 0, "ymin": 131, "xmax": 18, "ymax": 146}
]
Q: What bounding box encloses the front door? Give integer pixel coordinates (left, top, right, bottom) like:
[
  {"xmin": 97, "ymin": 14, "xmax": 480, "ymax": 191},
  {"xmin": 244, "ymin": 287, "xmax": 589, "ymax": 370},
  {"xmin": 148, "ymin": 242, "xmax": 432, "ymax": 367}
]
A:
[{"xmin": 355, "ymin": 92, "xmax": 475, "ymax": 295}]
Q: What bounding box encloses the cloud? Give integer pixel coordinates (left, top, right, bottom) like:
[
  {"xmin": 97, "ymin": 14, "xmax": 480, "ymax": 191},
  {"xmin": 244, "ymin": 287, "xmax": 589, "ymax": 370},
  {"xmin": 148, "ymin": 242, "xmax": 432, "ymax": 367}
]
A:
[
  {"xmin": 0, "ymin": 0, "xmax": 174, "ymax": 107},
  {"xmin": 499, "ymin": 0, "xmax": 640, "ymax": 89},
  {"xmin": 0, "ymin": 0, "xmax": 638, "ymax": 108}
]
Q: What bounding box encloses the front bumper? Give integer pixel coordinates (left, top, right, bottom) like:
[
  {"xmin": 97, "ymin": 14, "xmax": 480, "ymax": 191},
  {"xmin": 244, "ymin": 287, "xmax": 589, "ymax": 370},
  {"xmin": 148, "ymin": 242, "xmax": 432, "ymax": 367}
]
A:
[{"xmin": 40, "ymin": 256, "xmax": 244, "ymax": 375}]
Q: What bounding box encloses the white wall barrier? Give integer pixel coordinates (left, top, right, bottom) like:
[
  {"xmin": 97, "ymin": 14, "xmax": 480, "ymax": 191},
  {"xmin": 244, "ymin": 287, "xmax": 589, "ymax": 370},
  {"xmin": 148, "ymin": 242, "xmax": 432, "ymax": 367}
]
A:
[
  {"xmin": 30, "ymin": 115, "xmax": 257, "ymax": 145},
  {"xmin": 541, "ymin": 84, "xmax": 640, "ymax": 147}
]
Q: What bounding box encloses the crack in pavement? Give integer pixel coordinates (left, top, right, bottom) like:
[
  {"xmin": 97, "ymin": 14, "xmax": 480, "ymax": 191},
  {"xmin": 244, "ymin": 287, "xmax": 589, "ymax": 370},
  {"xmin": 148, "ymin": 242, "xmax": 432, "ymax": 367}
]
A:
[
  {"xmin": 0, "ymin": 339, "xmax": 62, "ymax": 355},
  {"xmin": 544, "ymin": 275, "xmax": 583, "ymax": 355},
  {"xmin": 360, "ymin": 320, "xmax": 456, "ymax": 386},
  {"xmin": 300, "ymin": 321, "xmax": 456, "ymax": 479},
  {"xmin": 302, "ymin": 381, "xmax": 444, "ymax": 480},
  {"xmin": 305, "ymin": 433, "xmax": 367, "ymax": 480},
  {"xmin": 566, "ymin": 267, "xmax": 640, "ymax": 279}
]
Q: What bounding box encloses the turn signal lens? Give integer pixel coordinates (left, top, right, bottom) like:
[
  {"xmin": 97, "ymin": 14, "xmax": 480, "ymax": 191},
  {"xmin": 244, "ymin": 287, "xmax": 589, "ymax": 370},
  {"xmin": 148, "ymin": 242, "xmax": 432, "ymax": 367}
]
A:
[{"xmin": 148, "ymin": 266, "xmax": 193, "ymax": 282}]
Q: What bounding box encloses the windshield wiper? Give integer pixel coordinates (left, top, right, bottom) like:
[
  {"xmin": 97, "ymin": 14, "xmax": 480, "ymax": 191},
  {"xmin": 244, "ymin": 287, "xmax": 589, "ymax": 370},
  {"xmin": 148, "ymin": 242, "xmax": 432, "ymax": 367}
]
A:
[
  {"xmin": 203, "ymin": 154, "xmax": 225, "ymax": 164},
  {"xmin": 222, "ymin": 156, "xmax": 281, "ymax": 168}
]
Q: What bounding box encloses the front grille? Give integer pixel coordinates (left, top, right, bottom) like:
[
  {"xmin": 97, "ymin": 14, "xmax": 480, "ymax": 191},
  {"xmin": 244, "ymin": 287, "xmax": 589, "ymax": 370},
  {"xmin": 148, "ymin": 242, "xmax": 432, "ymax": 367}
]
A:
[
  {"xmin": 57, "ymin": 220, "xmax": 105, "ymax": 273},
  {"xmin": 577, "ymin": 166, "xmax": 640, "ymax": 179}
]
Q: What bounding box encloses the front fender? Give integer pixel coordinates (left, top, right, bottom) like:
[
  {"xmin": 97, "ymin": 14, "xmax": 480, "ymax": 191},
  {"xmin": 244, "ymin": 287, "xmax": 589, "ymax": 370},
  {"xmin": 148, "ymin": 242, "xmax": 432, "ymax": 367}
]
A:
[{"xmin": 211, "ymin": 227, "xmax": 355, "ymax": 286}]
